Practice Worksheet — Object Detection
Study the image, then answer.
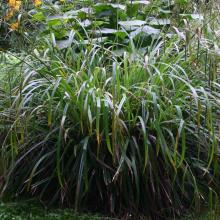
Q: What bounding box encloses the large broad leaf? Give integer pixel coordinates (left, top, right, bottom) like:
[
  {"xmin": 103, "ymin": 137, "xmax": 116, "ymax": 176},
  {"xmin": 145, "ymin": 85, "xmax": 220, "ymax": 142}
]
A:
[
  {"xmin": 180, "ymin": 13, "xmax": 204, "ymax": 21},
  {"xmin": 56, "ymin": 39, "xmax": 72, "ymax": 49},
  {"xmin": 47, "ymin": 14, "xmax": 64, "ymax": 21},
  {"xmin": 82, "ymin": 37, "xmax": 108, "ymax": 45},
  {"xmin": 64, "ymin": 8, "xmax": 92, "ymax": 19},
  {"xmin": 52, "ymin": 28, "xmax": 68, "ymax": 39},
  {"xmin": 126, "ymin": 3, "xmax": 139, "ymax": 17},
  {"xmin": 63, "ymin": 10, "xmax": 78, "ymax": 19},
  {"xmin": 94, "ymin": 28, "xmax": 127, "ymax": 39},
  {"xmin": 94, "ymin": 3, "xmax": 125, "ymax": 19},
  {"xmin": 148, "ymin": 18, "xmax": 171, "ymax": 26},
  {"xmin": 118, "ymin": 20, "xmax": 146, "ymax": 31},
  {"xmin": 79, "ymin": 19, "xmax": 92, "ymax": 28},
  {"xmin": 132, "ymin": 1, "xmax": 150, "ymax": 5},
  {"xmin": 159, "ymin": 8, "xmax": 172, "ymax": 15},
  {"xmin": 113, "ymin": 47, "xmax": 146, "ymax": 57},
  {"xmin": 95, "ymin": 3, "xmax": 126, "ymax": 11},
  {"xmin": 190, "ymin": 14, "xmax": 204, "ymax": 20},
  {"xmin": 31, "ymin": 12, "xmax": 46, "ymax": 22},
  {"xmin": 47, "ymin": 15, "xmax": 65, "ymax": 27},
  {"xmin": 130, "ymin": 25, "xmax": 160, "ymax": 38},
  {"xmin": 95, "ymin": 28, "xmax": 119, "ymax": 34},
  {"xmin": 175, "ymin": 0, "xmax": 189, "ymax": 6},
  {"xmin": 56, "ymin": 30, "xmax": 75, "ymax": 49}
]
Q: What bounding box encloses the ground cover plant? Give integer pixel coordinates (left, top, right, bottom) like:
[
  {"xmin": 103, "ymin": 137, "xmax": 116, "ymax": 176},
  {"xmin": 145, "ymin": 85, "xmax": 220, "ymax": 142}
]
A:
[
  {"xmin": 0, "ymin": 0, "xmax": 220, "ymax": 219},
  {"xmin": 0, "ymin": 201, "xmax": 103, "ymax": 220},
  {"xmin": 0, "ymin": 201, "xmax": 216, "ymax": 220}
]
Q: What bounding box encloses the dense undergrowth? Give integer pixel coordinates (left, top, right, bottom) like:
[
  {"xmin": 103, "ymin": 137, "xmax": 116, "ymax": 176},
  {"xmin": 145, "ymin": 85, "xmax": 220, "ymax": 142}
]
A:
[
  {"xmin": 0, "ymin": 201, "xmax": 215, "ymax": 220},
  {"xmin": 0, "ymin": 201, "xmax": 102, "ymax": 220},
  {"xmin": 0, "ymin": 0, "xmax": 220, "ymax": 219}
]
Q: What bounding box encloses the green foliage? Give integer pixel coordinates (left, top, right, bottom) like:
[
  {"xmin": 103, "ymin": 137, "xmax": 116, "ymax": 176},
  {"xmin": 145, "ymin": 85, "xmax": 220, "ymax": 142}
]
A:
[
  {"xmin": 0, "ymin": 201, "xmax": 217, "ymax": 220},
  {"xmin": 0, "ymin": 0, "xmax": 220, "ymax": 219},
  {"xmin": 0, "ymin": 202, "xmax": 102, "ymax": 220}
]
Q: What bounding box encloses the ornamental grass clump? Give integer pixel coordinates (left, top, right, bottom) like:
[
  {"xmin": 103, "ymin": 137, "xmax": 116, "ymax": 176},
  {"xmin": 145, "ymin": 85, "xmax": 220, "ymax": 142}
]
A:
[
  {"xmin": 0, "ymin": 0, "xmax": 220, "ymax": 219},
  {"xmin": 0, "ymin": 34, "xmax": 219, "ymax": 218}
]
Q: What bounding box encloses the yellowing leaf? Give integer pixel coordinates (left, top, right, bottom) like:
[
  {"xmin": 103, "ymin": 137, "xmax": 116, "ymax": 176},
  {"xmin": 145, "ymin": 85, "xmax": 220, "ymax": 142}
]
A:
[
  {"xmin": 8, "ymin": 0, "xmax": 21, "ymax": 10},
  {"xmin": 5, "ymin": 0, "xmax": 21, "ymax": 21},
  {"xmin": 4, "ymin": 10, "xmax": 14, "ymax": 20},
  {"xmin": 33, "ymin": 0, "xmax": 42, "ymax": 7},
  {"xmin": 14, "ymin": 2, "xmax": 22, "ymax": 11},
  {"xmin": 8, "ymin": 0, "xmax": 16, "ymax": 7},
  {"xmin": 10, "ymin": 21, "xmax": 19, "ymax": 30}
]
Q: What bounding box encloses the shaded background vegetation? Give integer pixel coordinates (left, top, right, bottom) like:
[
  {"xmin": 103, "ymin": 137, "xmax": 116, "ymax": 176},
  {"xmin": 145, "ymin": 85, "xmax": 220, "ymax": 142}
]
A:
[{"xmin": 0, "ymin": 0, "xmax": 220, "ymax": 219}]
